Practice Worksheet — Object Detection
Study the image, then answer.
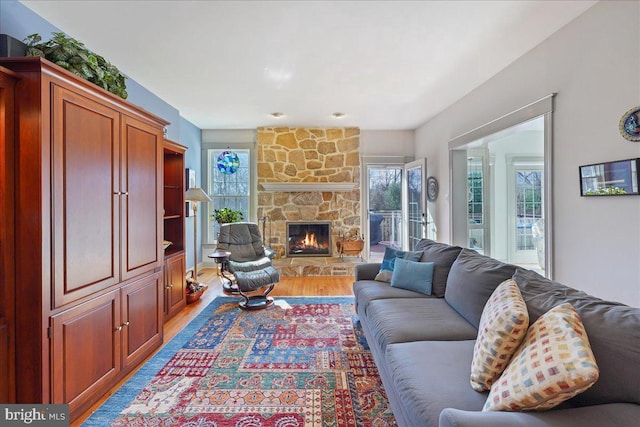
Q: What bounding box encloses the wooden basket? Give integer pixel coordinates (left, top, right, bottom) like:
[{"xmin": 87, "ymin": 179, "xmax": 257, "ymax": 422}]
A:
[
  {"xmin": 186, "ymin": 289, "xmax": 204, "ymax": 304},
  {"xmin": 336, "ymin": 238, "xmax": 364, "ymax": 256}
]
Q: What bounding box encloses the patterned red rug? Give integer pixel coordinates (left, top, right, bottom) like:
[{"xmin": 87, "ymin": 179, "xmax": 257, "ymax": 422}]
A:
[{"xmin": 82, "ymin": 297, "xmax": 395, "ymax": 426}]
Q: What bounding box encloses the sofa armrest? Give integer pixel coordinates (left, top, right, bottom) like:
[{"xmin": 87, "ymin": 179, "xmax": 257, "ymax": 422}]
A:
[
  {"xmin": 439, "ymin": 404, "xmax": 640, "ymax": 427},
  {"xmin": 354, "ymin": 263, "xmax": 381, "ymax": 281}
]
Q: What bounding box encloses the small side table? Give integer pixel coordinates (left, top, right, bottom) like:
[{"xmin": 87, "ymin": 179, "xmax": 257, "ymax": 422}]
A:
[{"xmin": 207, "ymin": 250, "xmax": 238, "ymax": 295}]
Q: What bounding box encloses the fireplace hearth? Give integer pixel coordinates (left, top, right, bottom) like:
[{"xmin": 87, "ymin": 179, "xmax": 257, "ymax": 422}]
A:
[{"xmin": 287, "ymin": 221, "xmax": 331, "ymax": 257}]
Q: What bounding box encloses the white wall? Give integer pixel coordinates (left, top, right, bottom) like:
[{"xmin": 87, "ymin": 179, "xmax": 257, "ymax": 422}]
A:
[
  {"xmin": 360, "ymin": 130, "xmax": 415, "ymax": 157},
  {"xmin": 201, "ymin": 129, "xmax": 415, "ymax": 157},
  {"xmin": 414, "ymin": 1, "xmax": 640, "ymax": 306}
]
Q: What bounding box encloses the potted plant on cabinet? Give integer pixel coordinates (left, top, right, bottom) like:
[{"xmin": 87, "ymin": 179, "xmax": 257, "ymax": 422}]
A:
[{"xmin": 23, "ymin": 32, "xmax": 128, "ymax": 99}]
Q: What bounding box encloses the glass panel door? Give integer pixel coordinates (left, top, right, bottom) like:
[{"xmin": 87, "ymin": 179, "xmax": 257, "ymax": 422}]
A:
[
  {"xmin": 508, "ymin": 158, "xmax": 544, "ymax": 269},
  {"xmin": 467, "ymin": 155, "xmax": 486, "ymax": 254},
  {"xmin": 366, "ymin": 165, "xmax": 403, "ymax": 262},
  {"xmin": 403, "ymin": 159, "xmax": 426, "ymax": 250}
]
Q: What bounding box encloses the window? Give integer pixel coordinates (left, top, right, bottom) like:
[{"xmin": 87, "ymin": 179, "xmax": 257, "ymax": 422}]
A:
[
  {"xmin": 515, "ymin": 169, "xmax": 543, "ymax": 251},
  {"xmin": 206, "ymin": 148, "xmax": 250, "ymax": 243},
  {"xmin": 467, "ymin": 157, "xmax": 484, "ymax": 252}
]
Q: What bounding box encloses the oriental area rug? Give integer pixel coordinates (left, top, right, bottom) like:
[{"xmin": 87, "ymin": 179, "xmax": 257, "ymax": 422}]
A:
[{"xmin": 82, "ymin": 297, "xmax": 396, "ymax": 427}]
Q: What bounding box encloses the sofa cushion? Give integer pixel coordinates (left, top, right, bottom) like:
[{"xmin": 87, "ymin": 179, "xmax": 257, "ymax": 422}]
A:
[
  {"xmin": 440, "ymin": 403, "xmax": 640, "ymax": 427},
  {"xmin": 386, "ymin": 340, "xmax": 487, "ymax": 427},
  {"xmin": 484, "ymin": 303, "xmax": 599, "ymax": 412},
  {"xmin": 470, "ymin": 279, "xmax": 529, "ymax": 391},
  {"xmin": 390, "ymin": 259, "xmax": 434, "ymax": 295},
  {"xmin": 445, "ymin": 249, "xmax": 518, "ymax": 328},
  {"xmin": 365, "ymin": 298, "xmax": 478, "ymax": 353},
  {"xmin": 374, "ymin": 247, "xmax": 423, "ymax": 282},
  {"xmin": 415, "ymin": 239, "xmax": 464, "ymax": 297},
  {"xmin": 513, "ymin": 268, "xmax": 640, "ymax": 407}
]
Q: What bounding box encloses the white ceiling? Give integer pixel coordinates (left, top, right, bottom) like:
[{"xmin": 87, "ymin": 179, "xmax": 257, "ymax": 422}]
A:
[{"xmin": 21, "ymin": 0, "xmax": 597, "ymax": 130}]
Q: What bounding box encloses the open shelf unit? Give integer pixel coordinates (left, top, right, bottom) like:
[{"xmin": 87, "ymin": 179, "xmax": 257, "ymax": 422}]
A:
[
  {"xmin": 163, "ymin": 139, "xmax": 188, "ymax": 319},
  {"xmin": 163, "ymin": 140, "xmax": 187, "ymax": 256}
]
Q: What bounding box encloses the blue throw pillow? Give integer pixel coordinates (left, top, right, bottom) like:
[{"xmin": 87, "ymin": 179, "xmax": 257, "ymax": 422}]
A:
[
  {"xmin": 374, "ymin": 247, "xmax": 422, "ymax": 282},
  {"xmin": 390, "ymin": 258, "xmax": 435, "ymax": 295}
]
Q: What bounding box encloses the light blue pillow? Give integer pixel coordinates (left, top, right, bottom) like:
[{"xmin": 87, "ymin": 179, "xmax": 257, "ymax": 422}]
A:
[
  {"xmin": 374, "ymin": 247, "xmax": 423, "ymax": 282},
  {"xmin": 390, "ymin": 258, "xmax": 435, "ymax": 295}
]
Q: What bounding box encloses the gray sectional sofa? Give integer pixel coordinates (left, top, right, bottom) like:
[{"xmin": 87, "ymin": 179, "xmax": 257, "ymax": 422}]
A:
[{"xmin": 354, "ymin": 239, "xmax": 640, "ymax": 427}]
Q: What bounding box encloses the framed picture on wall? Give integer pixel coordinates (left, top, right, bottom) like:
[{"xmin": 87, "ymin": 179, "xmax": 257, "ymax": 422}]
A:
[
  {"xmin": 185, "ymin": 168, "xmax": 196, "ymax": 216},
  {"xmin": 579, "ymin": 158, "xmax": 640, "ymax": 196}
]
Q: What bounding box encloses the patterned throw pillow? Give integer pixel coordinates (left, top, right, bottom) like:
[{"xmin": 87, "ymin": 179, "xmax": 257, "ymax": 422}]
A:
[
  {"xmin": 483, "ymin": 303, "xmax": 599, "ymax": 412},
  {"xmin": 374, "ymin": 247, "xmax": 422, "ymax": 282},
  {"xmin": 470, "ymin": 279, "xmax": 529, "ymax": 391}
]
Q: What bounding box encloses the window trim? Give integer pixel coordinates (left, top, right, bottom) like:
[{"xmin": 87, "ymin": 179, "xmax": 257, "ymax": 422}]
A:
[{"xmin": 201, "ymin": 142, "xmax": 256, "ymax": 244}]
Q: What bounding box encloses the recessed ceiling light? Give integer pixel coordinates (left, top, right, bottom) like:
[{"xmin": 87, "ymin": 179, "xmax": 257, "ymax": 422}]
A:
[
  {"xmin": 332, "ymin": 112, "xmax": 346, "ymax": 118},
  {"xmin": 270, "ymin": 112, "xmax": 285, "ymax": 118}
]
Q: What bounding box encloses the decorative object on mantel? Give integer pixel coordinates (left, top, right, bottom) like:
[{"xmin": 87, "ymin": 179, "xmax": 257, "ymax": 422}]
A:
[
  {"xmin": 427, "ymin": 176, "xmax": 439, "ymax": 202},
  {"xmin": 336, "ymin": 230, "xmax": 365, "ymax": 260},
  {"xmin": 619, "ymin": 106, "xmax": 640, "ymax": 141},
  {"xmin": 23, "ymin": 32, "xmax": 127, "ymax": 99},
  {"xmin": 579, "ymin": 158, "xmax": 640, "ymax": 196},
  {"xmin": 217, "ymin": 149, "xmax": 240, "ymax": 174}
]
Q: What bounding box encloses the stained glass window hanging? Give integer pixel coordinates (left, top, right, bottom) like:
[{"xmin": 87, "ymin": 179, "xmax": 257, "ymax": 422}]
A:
[{"xmin": 216, "ymin": 150, "xmax": 240, "ymax": 175}]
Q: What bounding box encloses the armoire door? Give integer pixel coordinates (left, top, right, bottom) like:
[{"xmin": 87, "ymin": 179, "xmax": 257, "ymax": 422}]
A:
[
  {"xmin": 51, "ymin": 84, "xmax": 121, "ymax": 308},
  {"xmin": 50, "ymin": 290, "xmax": 121, "ymax": 412},
  {"xmin": 120, "ymin": 272, "xmax": 163, "ymax": 369},
  {"xmin": 120, "ymin": 114, "xmax": 163, "ymax": 281},
  {"xmin": 165, "ymin": 253, "xmax": 187, "ymax": 319}
]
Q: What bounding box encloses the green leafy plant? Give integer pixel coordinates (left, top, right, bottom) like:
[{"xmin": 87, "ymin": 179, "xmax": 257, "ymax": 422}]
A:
[
  {"xmin": 212, "ymin": 208, "xmax": 244, "ymax": 224},
  {"xmin": 24, "ymin": 32, "xmax": 128, "ymax": 99},
  {"xmin": 585, "ymin": 187, "xmax": 628, "ymax": 195}
]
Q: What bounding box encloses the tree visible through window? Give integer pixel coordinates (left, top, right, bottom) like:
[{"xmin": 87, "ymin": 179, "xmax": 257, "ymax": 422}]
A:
[{"xmin": 368, "ymin": 168, "xmax": 401, "ymax": 211}]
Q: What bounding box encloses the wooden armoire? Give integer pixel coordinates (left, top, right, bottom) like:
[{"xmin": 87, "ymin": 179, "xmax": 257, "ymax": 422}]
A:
[
  {"xmin": 0, "ymin": 65, "xmax": 19, "ymax": 405},
  {"xmin": 0, "ymin": 57, "xmax": 169, "ymax": 420}
]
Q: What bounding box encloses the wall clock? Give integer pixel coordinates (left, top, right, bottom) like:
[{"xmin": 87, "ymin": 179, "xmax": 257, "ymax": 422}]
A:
[
  {"xmin": 427, "ymin": 176, "xmax": 439, "ymax": 202},
  {"xmin": 619, "ymin": 106, "xmax": 640, "ymax": 142}
]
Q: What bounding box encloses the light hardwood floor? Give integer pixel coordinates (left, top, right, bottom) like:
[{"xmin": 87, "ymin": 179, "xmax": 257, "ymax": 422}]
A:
[{"xmin": 72, "ymin": 269, "xmax": 354, "ymax": 426}]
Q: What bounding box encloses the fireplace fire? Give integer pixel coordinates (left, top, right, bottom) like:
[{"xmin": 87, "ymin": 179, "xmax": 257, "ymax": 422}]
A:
[{"xmin": 287, "ymin": 221, "xmax": 331, "ymax": 257}]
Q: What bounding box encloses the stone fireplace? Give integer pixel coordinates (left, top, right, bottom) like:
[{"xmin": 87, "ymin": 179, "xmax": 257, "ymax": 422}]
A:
[
  {"xmin": 256, "ymin": 126, "xmax": 361, "ymax": 264},
  {"xmin": 287, "ymin": 221, "xmax": 331, "ymax": 257}
]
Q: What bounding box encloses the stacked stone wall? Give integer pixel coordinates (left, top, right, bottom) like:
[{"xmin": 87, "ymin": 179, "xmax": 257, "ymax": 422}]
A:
[{"xmin": 257, "ymin": 126, "xmax": 361, "ymax": 258}]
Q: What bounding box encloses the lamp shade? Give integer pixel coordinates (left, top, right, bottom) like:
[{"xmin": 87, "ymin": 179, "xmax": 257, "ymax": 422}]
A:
[{"xmin": 185, "ymin": 187, "xmax": 212, "ymax": 203}]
